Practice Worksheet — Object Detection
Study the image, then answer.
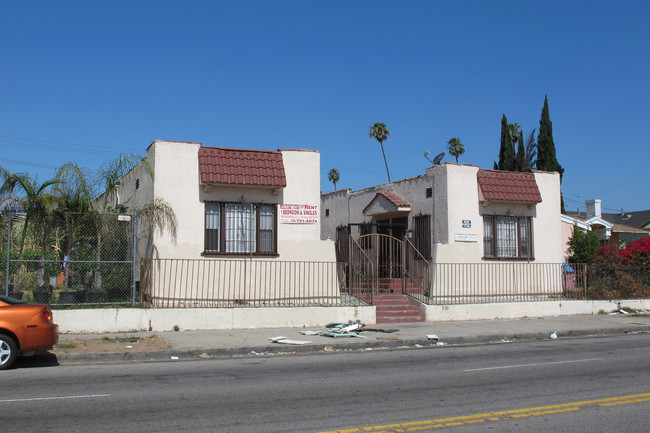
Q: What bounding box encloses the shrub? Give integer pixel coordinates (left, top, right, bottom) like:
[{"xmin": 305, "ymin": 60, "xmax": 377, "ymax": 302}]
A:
[
  {"xmin": 587, "ymin": 237, "xmax": 650, "ymax": 299},
  {"xmin": 567, "ymin": 225, "xmax": 601, "ymax": 264}
]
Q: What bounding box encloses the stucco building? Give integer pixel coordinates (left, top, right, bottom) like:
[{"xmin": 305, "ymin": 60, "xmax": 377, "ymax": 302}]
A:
[
  {"xmin": 322, "ymin": 163, "xmax": 563, "ymax": 264},
  {"xmin": 117, "ymin": 140, "xmax": 336, "ymax": 306},
  {"xmin": 321, "ymin": 163, "xmax": 565, "ymax": 308}
]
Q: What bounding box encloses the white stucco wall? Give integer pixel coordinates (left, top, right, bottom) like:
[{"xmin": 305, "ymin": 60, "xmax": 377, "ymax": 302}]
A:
[
  {"xmin": 431, "ymin": 164, "xmax": 483, "ymax": 263},
  {"xmin": 150, "ymin": 140, "xmax": 203, "ymax": 258},
  {"xmin": 532, "ymin": 170, "xmax": 563, "ymax": 262},
  {"xmin": 277, "ymin": 149, "xmax": 335, "ymax": 261}
]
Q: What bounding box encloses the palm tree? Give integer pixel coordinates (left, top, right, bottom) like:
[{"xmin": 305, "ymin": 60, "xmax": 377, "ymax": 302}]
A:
[
  {"xmin": 1, "ymin": 173, "xmax": 59, "ymax": 288},
  {"xmin": 368, "ymin": 122, "xmax": 391, "ymax": 182},
  {"xmin": 95, "ymin": 155, "xmax": 176, "ymax": 293},
  {"xmin": 508, "ymin": 123, "xmax": 522, "ymax": 144},
  {"xmin": 327, "ymin": 168, "xmax": 340, "ymax": 190},
  {"xmin": 447, "ymin": 137, "xmax": 465, "ymax": 163},
  {"xmin": 53, "ymin": 163, "xmax": 96, "ymax": 289},
  {"xmin": 97, "ymin": 154, "xmax": 151, "ymax": 211},
  {"xmin": 136, "ymin": 198, "xmax": 178, "ymax": 241},
  {"xmin": 523, "ymin": 129, "xmax": 537, "ymax": 171}
]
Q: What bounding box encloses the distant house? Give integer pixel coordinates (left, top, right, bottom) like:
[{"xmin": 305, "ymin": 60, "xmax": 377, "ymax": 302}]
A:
[
  {"xmin": 116, "ymin": 140, "xmax": 336, "ymax": 306},
  {"xmin": 602, "ymin": 208, "xmax": 650, "ymax": 230},
  {"xmin": 564, "ymin": 199, "xmax": 650, "ymax": 250}
]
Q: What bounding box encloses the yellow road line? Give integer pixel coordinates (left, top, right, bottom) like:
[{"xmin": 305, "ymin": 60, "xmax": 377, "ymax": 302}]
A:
[
  {"xmin": 600, "ymin": 396, "xmax": 650, "ymax": 407},
  {"xmin": 318, "ymin": 393, "xmax": 650, "ymax": 433}
]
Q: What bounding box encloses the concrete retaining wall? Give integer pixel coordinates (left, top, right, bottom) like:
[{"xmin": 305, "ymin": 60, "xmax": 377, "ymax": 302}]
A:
[
  {"xmin": 55, "ymin": 306, "xmax": 376, "ymax": 333},
  {"xmin": 422, "ymin": 300, "xmax": 650, "ymax": 322},
  {"xmin": 54, "ymin": 300, "xmax": 650, "ymax": 334}
]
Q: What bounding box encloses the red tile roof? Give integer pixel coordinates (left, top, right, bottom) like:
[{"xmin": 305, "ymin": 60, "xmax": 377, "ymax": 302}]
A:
[
  {"xmin": 376, "ymin": 190, "xmax": 411, "ymax": 208},
  {"xmin": 198, "ymin": 147, "xmax": 287, "ymax": 187},
  {"xmin": 477, "ymin": 170, "xmax": 542, "ymax": 203}
]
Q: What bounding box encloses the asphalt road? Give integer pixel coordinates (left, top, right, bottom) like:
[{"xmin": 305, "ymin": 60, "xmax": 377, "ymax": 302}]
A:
[{"xmin": 2, "ymin": 334, "xmax": 650, "ymax": 432}]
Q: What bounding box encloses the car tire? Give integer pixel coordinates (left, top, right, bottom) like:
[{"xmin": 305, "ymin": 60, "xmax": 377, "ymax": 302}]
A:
[{"xmin": 0, "ymin": 334, "xmax": 18, "ymax": 370}]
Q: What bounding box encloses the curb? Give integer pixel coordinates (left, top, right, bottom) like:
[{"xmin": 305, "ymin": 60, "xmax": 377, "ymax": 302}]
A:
[{"xmin": 55, "ymin": 325, "xmax": 650, "ymax": 365}]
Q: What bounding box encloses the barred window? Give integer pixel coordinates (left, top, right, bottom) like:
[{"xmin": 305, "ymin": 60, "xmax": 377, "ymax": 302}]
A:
[
  {"xmin": 413, "ymin": 215, "xmax": 431, "ymax": 258},
  {"xmin": 359, "ymin": 223, "xmax": 373, "ymax": 249},
  {"xmin": 204, "ymin": 202, "xmax": 277, "ymax": 255},
  {"xmin": 483, "ymin": 215, "xmax": 533, "ymax": 259},
  {"xmin": 335, "ymin": 226, "xmax": 349, "ymax": 262}
]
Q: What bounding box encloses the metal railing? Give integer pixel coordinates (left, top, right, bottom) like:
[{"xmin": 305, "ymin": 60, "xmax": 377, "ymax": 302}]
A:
[
  {"xmin": 345, "ymin": 236, "xmax": 375, "ymax": 305},
  {"xmin": 404, "ymin": 238, "xmax": 431, "ymax": 298},
  {"xmin": 140, "ymin": 258, "xmax": 364, "ymax": 308},
  {"xmin": 425, "ymin": 262, "xmax": 587, "ymax": 304}
]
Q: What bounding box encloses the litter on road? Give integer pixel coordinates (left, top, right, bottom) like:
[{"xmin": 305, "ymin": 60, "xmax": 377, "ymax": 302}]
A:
[
  {"xmin": 270, "ymin": 336, "xmax": 312, "ymax": 345},
  {"xmin": 321, "ymin": 320, "xmax": 398, "ymax": 339}
]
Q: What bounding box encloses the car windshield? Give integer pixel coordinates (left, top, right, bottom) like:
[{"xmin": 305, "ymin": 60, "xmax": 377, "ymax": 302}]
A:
[{"xmin": 0, "ymin": 295, "xmax": 26, "ymax": 305}]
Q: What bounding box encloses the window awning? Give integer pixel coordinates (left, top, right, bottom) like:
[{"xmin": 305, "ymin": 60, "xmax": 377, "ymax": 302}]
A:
[
  {"xmin": 198, "ymin": 147, "xmax": 287, "ymax": 188},
  {"xmin": 477, "ymin": 170, "xmax": 542, "ymax": 203}
]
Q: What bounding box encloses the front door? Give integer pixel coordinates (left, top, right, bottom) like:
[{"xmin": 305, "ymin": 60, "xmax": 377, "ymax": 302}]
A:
[{"xmin": 376, "ymin": 217, "xmax": 407, "ymax": 278}]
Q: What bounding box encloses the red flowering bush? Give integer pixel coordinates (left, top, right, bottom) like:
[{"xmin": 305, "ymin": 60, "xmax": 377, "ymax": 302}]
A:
[
  {"xmin": 618, "ymin": 237, "xmax": 650, "ymax": 265},
  {"xmin": 587, "ymin": 237, "xmax": 650, "ymax": 299}
]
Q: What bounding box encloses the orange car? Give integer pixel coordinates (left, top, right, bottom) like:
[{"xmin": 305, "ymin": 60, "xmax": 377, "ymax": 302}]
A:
[{"xmin": 0, "ymin": 295, "xmax": 59, "ymax": 370}]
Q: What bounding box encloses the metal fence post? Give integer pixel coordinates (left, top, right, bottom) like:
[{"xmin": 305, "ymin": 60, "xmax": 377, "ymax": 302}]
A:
[
  {"xmin": 5, "ymin": 211, "xmax": 11, "ymax": 296},
  {"xmin": 131, "ymin": 211, "xmax": 137, "ymax": 305}
]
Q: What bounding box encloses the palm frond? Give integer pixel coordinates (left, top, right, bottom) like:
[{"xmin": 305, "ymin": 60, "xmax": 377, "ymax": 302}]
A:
[{"xmin": 136, "ymin": 198, "xmax": 178, "ymax": 240}]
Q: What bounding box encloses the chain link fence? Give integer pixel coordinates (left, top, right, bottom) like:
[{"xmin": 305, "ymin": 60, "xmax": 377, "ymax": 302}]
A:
[{"xmin": 1, "ymin": 211, "xmax": 137, "ymax": 305}]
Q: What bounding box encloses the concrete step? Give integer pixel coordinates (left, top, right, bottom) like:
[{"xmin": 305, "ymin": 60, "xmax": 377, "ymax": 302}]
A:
[
  {"xmin": 375, "ymin": 294, "xmax": 423, "ymax": 324},
  {"xmin": 376, "ymin": 316, "xmax": 425, "ymax": 323}
]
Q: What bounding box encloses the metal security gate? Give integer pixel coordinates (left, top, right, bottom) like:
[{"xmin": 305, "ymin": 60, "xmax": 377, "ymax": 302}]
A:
[
  {"xmin": 345, "ymin": 232, "xmax": 431, "ymax": 305},
  {"xmin": 347, "ymin": 234, "xmax": 405, "ymax": 303}
]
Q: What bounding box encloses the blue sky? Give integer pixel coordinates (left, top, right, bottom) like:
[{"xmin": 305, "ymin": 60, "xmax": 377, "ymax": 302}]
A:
[{"xmin": 1, "ymin": 1, "xmax": 648, "ymax": 213}]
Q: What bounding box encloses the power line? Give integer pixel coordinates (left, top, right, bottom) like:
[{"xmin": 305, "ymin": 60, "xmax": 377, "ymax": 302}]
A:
[
  {"xmin": 0, "ymin": 136, "xmax": 136, "ymax": 156},
  {"xmin": 0, "ymin": 135, "xmax": 133, "ymax": 151},
  {"xmin": 0, "ymin": 156, "xmax": 60, "ymax": 170}
]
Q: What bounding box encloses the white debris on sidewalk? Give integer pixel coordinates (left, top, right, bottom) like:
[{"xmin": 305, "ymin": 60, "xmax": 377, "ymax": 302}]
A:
[{"xmin": 269, "ymin": 336, "xmax": 312, "ymax": 345}]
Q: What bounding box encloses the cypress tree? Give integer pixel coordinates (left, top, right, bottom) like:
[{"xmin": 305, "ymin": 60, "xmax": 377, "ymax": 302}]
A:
[
  {"xmin": 496, "ymin": 114, "xmax": 515, "ymax": 171},
  {"xmin": 515, "ymin": 131, "xmax": 525, "ymax": 171},
  {"xmin": 537, "ymin": 95, "xmax": 565, "ymax": 212}
]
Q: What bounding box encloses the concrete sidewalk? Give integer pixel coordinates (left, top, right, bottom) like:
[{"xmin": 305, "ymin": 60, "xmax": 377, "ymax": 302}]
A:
[{"xmin": 54, "ymin": 313, "xmax": 650, "ymax": 365}]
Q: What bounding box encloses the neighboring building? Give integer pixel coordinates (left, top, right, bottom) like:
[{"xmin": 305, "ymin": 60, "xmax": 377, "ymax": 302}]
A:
[
  {"xmin": 561, "ymin": 199, "xmax": 614, "ymax": 258},
  {"xmin": 321, "ymin": 163, "xmax": 564, "ymax": 303},
  {"xmin": 116, "ymin": 140, "xmax": 336, "ymax": 305},
  {"xmin": 565, "ymin": 199, "xmax": 650, "ymax": 250},
  {"xmin": 602, "ymin": 208, "xmax": 650, "ymax": 231},
  {"xmin": 321, "ymin": 163, "xmax": 563, "ymax": 264}
]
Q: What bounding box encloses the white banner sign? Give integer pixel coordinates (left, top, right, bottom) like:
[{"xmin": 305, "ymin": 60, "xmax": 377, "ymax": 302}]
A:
[
  {"xmin": 454, "ymin": 233, "xmax": 478, "ymax": 243},
  {"xmin": 280, "ymin": 204, "xmax": 318, "ymax": 224}
]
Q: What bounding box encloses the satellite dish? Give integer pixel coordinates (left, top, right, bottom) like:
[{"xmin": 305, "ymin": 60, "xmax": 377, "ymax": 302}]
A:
[{"xmin": 432, "ymin": 152, "xmax": 445, "ymax": 165}]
